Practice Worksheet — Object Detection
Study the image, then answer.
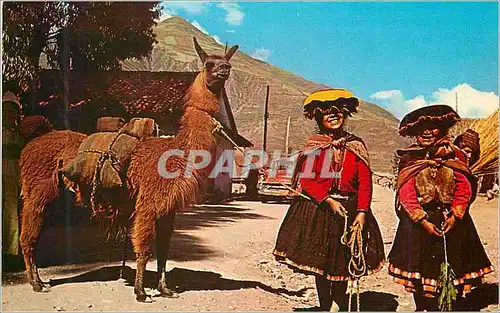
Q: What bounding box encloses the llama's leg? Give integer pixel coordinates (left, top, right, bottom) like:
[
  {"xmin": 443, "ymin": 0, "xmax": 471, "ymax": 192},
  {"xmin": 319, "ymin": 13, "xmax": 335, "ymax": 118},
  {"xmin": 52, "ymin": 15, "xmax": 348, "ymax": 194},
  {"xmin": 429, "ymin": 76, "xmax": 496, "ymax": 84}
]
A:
[
  {"xmin": 131, "ymin": 212, "xmax": 156, "ymax": 302},
  {"xmin": 156, "ymin": 211, "xmax": 177, "ymax": 297},
  {"xmin": 19, "ymin": 207, "xmax": 49, "ymax": 292}
]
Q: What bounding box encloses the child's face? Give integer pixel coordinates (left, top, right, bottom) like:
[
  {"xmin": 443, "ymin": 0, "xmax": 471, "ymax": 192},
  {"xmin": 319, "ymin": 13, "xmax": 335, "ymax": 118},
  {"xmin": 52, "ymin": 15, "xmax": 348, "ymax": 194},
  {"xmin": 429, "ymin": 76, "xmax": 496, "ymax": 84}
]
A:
[
  {"xmin": 462, "ymin": 146, "xmax": 473, "ymax": 161},
  {"xmin": 416, "ymin": 127, "xmax": 441, "ymax": 147},
  {"xmin": 321, "ymin": 108, "xmax": 345, "ymax": 131}
]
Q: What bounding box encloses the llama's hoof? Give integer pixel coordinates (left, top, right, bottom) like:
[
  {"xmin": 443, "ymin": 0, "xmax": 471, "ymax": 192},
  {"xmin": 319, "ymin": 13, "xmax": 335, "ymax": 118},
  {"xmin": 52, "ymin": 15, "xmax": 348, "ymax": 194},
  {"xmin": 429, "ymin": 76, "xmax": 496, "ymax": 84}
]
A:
[
  {"xmin": 159, "ymin": 288, "xmax": 179, "ymax": 298},
  {"xmin": 32, "ymin": 282, "xmax": 51, "ymax": 293},
  {"xmin": 32, "ymin": 284, "xmax": 43, "ymax": 292},
  {"xmin": 136, "ymin": 293, "xmax": 153, "ymax": 303}
]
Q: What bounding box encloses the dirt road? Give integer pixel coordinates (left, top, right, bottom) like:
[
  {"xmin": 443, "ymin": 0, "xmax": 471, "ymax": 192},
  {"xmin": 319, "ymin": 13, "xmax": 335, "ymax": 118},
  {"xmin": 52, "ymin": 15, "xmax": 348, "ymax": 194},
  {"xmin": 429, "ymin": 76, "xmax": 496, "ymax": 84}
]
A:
[{"xmin": 2, "ymin": 185, "xmax": 498, "ymax": 311}]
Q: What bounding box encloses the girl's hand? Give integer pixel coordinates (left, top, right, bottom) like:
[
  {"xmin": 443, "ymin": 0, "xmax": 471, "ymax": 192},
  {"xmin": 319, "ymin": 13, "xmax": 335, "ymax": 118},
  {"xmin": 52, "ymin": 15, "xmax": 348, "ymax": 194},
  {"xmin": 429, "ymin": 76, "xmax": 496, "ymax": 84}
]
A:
[
  {"xmin": 442, "ymin": 215, "xmax": 456, "ymax": 234},
  {"xmin": 352, "ymin": 212, "xmax": 366, "ymax": 230},
  {"xmin": 421, "ymin": 219, "xmax": 442, "ymax": 237},
  {"xmin": 325, "ymin": 197, "xmax": 347, "ymax": 217}
]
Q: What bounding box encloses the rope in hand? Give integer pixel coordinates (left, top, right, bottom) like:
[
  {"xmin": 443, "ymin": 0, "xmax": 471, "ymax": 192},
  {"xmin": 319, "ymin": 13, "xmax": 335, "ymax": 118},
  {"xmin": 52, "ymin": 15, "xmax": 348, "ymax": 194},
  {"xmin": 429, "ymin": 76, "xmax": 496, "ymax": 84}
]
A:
[{"xmin": 341, "ymin": 217, "xmax": 367, "ymax": 312}]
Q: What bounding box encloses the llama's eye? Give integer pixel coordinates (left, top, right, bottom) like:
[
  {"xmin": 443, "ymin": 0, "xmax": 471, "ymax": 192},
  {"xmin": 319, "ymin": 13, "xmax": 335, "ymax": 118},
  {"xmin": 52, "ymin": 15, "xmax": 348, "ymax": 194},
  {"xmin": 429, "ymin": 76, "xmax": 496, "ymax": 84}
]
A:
[{"xmin": 205, "ymin": 61, "xmax": 215, "ymax": 68}]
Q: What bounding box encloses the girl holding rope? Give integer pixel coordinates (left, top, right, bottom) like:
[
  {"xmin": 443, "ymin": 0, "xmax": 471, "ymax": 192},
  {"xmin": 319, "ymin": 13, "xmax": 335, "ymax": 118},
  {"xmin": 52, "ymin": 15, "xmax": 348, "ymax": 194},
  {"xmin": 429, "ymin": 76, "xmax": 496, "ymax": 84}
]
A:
[
  {"xmin": 388, "ymin": 105, "xmax": 494, "ymax": 311},
  {"xmin": 273, "ymin": 89, "xmax": 385, "ymax": 311}
]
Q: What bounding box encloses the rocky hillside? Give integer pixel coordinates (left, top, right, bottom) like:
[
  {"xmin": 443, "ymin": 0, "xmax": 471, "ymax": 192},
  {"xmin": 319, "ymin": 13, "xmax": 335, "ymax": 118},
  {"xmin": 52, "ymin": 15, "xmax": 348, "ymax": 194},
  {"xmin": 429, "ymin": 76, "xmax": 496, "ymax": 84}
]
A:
[{"xmin": 121, "ymin": 16, "xmax": 406, "ymax": 172}]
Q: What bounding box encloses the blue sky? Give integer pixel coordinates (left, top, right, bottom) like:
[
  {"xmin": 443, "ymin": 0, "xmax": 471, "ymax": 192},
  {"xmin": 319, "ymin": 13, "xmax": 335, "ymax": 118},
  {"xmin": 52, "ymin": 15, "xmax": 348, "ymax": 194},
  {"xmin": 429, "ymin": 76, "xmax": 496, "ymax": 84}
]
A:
[{"xmin": 161, "ymin": 2, "xmax": 498, "ymax": 119}]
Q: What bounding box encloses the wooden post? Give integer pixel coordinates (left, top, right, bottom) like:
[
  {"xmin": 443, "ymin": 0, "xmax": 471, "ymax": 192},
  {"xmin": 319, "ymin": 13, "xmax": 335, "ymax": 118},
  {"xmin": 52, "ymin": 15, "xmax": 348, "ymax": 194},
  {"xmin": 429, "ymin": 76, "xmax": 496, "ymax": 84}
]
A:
[
  {"xmin": 285, "ymin": 116, "xmax": 291, "ymax": 157},
  {"xmin": 263, "ymin": 85, "xmax": 270, "ymax": 152}
]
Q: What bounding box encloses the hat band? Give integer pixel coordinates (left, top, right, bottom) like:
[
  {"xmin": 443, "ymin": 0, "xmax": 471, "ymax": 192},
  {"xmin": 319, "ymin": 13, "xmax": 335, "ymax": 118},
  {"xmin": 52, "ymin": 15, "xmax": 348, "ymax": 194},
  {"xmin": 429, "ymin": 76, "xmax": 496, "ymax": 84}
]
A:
[{"xmin": 399, "ymin": 111, "xmax": 459, "ymax": 137}]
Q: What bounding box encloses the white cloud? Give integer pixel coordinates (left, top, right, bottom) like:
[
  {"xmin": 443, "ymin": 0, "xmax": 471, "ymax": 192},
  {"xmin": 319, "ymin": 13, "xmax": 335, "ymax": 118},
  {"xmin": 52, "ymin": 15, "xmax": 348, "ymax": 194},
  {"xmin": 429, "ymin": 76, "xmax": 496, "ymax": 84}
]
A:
[
  {"xmin": 251, "ymin": 48, "xmax": 272, "ymax": 62},
  {"xmin": 226, "ymin": 29, "xmax": 236, "ymax": 33},
  {"xmin": 406, "ymin": 95, "xmax": 426, "ymax": 110},
  {"xmin": 370, "ymin": 83, "xmax": 499, "ymax": 119},
  {"xmin": 191, "ymin": 20, "xmax": 222, "ymax": 44},
  {"xmin": 160, "ymin": 1, "xmax": 244, "ymax": 27},
  {"xmin": 162, "ymin": 1, "xmax": 211, "ymax": 15},
  {"xmin": 370, "ymin": 90, "xmax": 404, "ymax": 101},
  {"xmin": 217, "ymin": 2, "xmax": 244, "ymax": 26},
  {"xmin": 431, "ymin": 84, "xmax": 499, "ymax": 118}
]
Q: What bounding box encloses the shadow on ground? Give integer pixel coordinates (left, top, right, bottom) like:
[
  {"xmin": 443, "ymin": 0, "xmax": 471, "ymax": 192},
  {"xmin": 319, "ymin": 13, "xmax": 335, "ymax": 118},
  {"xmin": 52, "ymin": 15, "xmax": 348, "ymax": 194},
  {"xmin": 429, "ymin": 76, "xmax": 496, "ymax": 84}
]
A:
[
  {"xmin": 9, "ymin": 203, "xmax": 271, "ymax": 271},
  {"xmin": 291, "ymin": 283, "xmax": 499, "ymax": 312},
  {"xmin": 47, "ymin": 265, "xmax": 307, "ymax": 298},
  {"xmin": 292, "ymin": 291, "xmax": 399, "ymax": 312},
  {"xmin": 461, "ymin": 283, "xmax": 498, "ymax": 311}
]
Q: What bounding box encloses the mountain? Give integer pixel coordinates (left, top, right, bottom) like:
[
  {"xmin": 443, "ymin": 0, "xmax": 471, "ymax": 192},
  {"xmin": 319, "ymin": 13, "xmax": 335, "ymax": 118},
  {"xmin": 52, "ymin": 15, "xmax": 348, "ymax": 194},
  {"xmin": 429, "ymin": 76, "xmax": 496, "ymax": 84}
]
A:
[{"xmin": 121, "ymin": 16, "xmax": 406, "ymax": 172}]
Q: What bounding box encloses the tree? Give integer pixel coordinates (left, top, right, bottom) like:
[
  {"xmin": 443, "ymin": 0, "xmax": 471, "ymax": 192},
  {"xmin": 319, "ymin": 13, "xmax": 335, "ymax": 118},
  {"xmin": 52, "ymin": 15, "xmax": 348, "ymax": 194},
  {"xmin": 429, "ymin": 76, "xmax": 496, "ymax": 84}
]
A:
[{"xmin": 2, "ymin": 2, "xmax": 161, "ymax": 118}]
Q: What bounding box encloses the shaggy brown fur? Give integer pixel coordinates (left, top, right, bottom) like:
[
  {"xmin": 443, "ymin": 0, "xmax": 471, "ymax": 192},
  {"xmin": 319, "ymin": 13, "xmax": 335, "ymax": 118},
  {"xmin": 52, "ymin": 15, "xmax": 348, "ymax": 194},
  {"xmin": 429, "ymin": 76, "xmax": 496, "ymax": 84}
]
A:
[
  {"xmin": 18, "ymin": 37, "xmax": 239, "ymax": 302},
  {"xmin": 19, "ymin": 130, "xmax": 87, "ymax": 291}
]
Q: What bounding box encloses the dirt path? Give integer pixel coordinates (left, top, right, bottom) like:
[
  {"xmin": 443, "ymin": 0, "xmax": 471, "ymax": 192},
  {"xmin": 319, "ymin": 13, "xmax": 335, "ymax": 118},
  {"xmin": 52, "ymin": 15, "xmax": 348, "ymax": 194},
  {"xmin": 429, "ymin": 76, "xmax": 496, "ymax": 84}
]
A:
[{"xmin": 2, "ymin": 185, "xmax": 498, "ymax": 311}]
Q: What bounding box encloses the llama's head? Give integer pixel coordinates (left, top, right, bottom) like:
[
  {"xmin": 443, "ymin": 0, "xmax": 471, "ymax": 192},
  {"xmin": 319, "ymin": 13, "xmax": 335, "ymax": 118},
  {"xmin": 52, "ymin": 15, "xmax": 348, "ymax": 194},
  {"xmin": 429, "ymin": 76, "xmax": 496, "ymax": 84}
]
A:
[{"xmin": 193, "ymin": 37, "xmax": 238, "ymax": 93}]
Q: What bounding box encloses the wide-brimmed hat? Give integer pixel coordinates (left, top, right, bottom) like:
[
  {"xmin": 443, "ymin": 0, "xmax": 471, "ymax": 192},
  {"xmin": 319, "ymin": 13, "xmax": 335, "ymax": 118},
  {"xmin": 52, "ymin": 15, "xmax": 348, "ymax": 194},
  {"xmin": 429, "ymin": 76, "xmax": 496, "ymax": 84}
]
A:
[
  {"xmin": 303, "ymin": 89, "xmax": 359, "ymax": 119},
  {"xmin": 399, "ymin": 104, "xmax": 460, "ymax": 137}
]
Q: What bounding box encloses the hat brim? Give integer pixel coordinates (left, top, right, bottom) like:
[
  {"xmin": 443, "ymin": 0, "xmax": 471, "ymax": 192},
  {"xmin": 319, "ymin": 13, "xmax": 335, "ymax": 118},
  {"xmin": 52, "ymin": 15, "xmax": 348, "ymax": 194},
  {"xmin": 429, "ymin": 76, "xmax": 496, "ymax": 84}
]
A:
[
  {"xmin": 399, "ymin": 105, "xmax": 460, "ymax": 137},
  {"xmin": 303, "ymin": 97, "xmax": 359, "ymax": 115}
]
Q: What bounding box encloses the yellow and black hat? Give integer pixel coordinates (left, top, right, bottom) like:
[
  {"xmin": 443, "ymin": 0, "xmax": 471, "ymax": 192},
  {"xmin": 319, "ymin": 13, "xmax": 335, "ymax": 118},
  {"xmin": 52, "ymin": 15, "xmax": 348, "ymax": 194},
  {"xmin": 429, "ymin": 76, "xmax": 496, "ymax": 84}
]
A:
[{"xmin": 303, "ymin": 89, "xmax": 359, "ymax": 119}]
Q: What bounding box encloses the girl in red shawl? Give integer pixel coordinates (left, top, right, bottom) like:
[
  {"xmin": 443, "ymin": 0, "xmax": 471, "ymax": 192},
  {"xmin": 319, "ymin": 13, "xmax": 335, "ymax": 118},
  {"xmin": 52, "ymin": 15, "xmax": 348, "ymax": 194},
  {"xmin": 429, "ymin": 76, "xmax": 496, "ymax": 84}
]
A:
[
  {"xmin": 388, "ymin": 105, "xmax": 494, "ymax": 311},
  {"xmin": 273, "ymin": 89, "xmax": 385, "ymax": 311}
]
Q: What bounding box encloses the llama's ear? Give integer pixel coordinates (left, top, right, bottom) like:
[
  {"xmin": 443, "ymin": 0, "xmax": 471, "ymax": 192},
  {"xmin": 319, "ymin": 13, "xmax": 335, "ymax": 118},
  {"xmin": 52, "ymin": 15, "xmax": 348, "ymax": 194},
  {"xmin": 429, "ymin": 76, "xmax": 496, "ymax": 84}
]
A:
[
  {"xmin": 224, "ymin": 44, "xmax": 239, "ymax": 60},
  {"xmin": 193, "ymin": 37, "xmax": 207, "ymax": 63}
]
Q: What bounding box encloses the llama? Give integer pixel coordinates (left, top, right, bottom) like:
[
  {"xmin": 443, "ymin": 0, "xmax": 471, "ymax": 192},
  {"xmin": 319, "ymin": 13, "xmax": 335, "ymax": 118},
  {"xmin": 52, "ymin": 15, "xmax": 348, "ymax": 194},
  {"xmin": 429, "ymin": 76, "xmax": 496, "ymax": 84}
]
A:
[{"xmin": 19, "ymin": 37, "xmax": 238, "ymax": 302}]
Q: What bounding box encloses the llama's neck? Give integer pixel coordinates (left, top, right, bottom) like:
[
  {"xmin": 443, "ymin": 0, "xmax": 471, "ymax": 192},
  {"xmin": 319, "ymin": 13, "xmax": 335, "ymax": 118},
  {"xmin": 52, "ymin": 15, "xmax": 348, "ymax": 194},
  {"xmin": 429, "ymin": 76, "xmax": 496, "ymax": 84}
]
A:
[{"xmin": 174, "ymin": 73, "xmax": 221, "ymax": 151}]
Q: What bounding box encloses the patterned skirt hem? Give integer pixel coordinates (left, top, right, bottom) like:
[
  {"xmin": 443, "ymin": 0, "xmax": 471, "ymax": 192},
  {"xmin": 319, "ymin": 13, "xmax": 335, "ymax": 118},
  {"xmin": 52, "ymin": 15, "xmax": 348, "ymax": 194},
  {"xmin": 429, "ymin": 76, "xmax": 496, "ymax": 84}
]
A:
[
  {"xmin": 273, "ymin": 249, "xmax": 386, "ymax": 281},
  {"xmin": 388, "ymin": 263, "xmax": 495, "ymax": 296}
]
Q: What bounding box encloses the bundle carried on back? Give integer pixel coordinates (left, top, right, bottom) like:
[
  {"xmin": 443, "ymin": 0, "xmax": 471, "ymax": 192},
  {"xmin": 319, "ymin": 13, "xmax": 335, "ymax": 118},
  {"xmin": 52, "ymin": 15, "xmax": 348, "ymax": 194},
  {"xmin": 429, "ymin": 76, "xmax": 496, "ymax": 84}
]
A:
[
  {"xmin": 62, "ymin": 132, "xmax": 137, "ymax": 188},
  {"xmin": 61, "ymin": 117, "xmax": 158, "ymax": 215},
  {"xmin": 96, "ymin": 117, "xmax": 126, "ymax": 133}
]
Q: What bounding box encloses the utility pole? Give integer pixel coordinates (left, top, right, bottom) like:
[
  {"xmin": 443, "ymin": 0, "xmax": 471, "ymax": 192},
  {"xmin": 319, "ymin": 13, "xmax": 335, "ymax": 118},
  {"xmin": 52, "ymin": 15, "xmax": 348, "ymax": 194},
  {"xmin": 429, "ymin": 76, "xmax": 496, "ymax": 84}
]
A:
[
  {"xmin": 263, "ymin": 85, "xmax": 270, "ymax": 152},
  {"xmin": 284, "ymin": 116, "xmax": 291, "ymax": 157},
  {"xmin": 455, "ymin": 92, "xmax": 459, "ymax": 114}
]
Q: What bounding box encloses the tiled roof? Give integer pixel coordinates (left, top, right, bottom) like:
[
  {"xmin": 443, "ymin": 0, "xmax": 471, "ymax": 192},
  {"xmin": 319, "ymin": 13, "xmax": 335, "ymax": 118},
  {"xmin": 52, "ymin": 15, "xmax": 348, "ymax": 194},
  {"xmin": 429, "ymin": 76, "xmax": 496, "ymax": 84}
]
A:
[
  {"xmin": 35, "ymin": 70, "xmax": 253, "ymax": 147},
  {"xmin": 37, "ymin": 70, "xmax": 197, "ymax": 116}
]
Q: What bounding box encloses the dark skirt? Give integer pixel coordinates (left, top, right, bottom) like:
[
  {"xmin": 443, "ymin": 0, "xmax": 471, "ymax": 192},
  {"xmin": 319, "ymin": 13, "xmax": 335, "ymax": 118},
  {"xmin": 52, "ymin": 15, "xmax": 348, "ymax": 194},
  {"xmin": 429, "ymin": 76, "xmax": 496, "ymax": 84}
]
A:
[
  {"xmin": 388, "ymin": 205, "xmax": 494, "ymax": 297},
  {"xmin": 273, "ymin": 196, "xmax": 386, "ymax": 281}
]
